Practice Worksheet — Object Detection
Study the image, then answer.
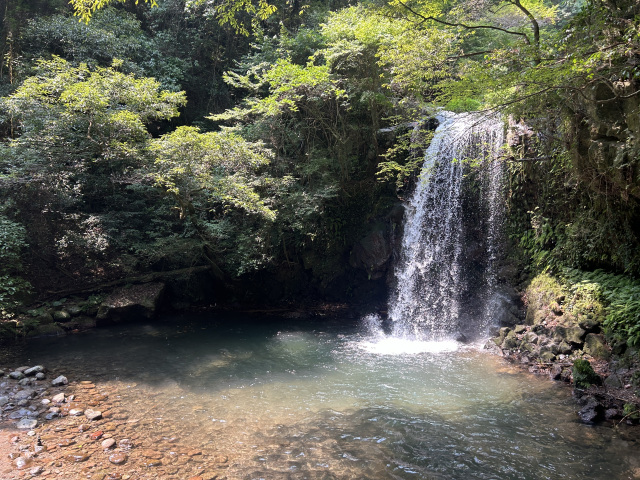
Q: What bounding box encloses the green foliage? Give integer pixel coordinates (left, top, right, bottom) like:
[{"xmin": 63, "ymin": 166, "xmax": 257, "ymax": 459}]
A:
[
  {"xmin": 0, "ymin": 212, "xmax": 31, "ymax": 314},
  {"xmin": 564, "ymin": 269, "xmax": 640, "ymax": 347},
  {"xmin": 152, "ymin": 126, "xmax": 275, "ymax": 220},
  {"xmin": 70, "ymin": 0, "xmax": 158, "ymax": 23},
  {"xmin": 22, "ymin": 8, "xmax": 147, "ymax": 69},
  {"xmin": 572, "ymin": 358, "xmax": 600, "ymax": 389}
]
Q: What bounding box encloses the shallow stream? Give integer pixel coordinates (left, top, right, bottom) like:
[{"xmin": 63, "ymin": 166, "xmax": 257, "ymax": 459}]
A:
[{"xmin": 5, "ymin": 313, "xmax": 640, "ymax": 479}]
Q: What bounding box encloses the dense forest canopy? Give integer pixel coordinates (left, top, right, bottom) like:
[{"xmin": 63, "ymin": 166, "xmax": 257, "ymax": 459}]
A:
[{"xmin": 0, "ymin": 0, "xmax": 638, "ymax": 341}]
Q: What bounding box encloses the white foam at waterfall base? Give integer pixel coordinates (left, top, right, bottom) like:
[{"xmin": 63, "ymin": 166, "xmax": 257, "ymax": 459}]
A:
[
  {"xmin": 358, "ymin": 336, "xmax": 460, "ymax": 355},
  {"xmin": 356, "ymin": 314, "xmax": 459, "ymax": 355}
]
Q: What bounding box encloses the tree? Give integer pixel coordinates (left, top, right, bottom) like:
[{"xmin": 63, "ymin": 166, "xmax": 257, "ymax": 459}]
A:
[
  {"xmin": 0, "ymin": 57, "xmax": 186, "ymax": 283},
  {"xmin": 151, "ymin": 125, "xmax": 275, "ymax": 221},
  {"xmin": 69, "ymin": 0, "xmax": 276, "ymax": 33}
]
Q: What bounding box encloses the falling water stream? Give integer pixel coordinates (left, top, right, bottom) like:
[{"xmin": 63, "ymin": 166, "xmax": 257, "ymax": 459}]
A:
[
  {"xmin": 3, "ymin": 114, "xmax": 640, "ymax": 479},
  {"xmin": 388, "ymin": 112, "xmax": 505, "ymax": 340}
]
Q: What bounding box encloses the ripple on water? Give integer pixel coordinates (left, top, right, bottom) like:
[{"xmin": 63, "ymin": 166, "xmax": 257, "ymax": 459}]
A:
[{"xmin": 6, "ymin": 314, "xmax": 640, "ymax": 480}]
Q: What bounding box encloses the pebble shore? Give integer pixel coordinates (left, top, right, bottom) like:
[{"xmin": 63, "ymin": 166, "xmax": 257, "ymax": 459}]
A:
[{"xmin": 0, "ymin": 365, "xmax": 230, "ymax": 480}]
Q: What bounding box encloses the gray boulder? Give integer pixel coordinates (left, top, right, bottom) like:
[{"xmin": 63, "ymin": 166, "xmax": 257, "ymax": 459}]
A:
[{"xmin": 97, "ymin": 282, "xmax": 165, "ymax": 325}]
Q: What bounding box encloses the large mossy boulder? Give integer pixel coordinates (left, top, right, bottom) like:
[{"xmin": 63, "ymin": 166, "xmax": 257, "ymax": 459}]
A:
[
  {"xmin": 583, "ymin": 333, "xmax": 610, "ymax": 360},
  {"xmin": 97, "ymin": 282, "xmax": 165, "ymax": 325}
]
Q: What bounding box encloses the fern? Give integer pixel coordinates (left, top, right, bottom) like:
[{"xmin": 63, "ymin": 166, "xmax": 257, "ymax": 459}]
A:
[{"xmin": 563, "ymin": 268, "xmax": 640, "ymax": 346}]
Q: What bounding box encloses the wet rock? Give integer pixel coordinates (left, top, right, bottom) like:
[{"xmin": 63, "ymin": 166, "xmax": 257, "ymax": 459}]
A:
[
  {"xmin": 0, "ymin": 395, "xmax": 9, "ymax": 406},
  {"xmin": 29, "ymin": 465, "xmax": 44, "ymax": 476},
  {"xmin": 550, "ymin": 364, "xmax": 563, "ymax": 380},
  {"xmin": 14, "ymin": 456, "xmax": 32, "ymax": 470},
  {"xmin": 65, "ymin": 454, "xmax": 90, "ymax": 462},
  {"xmin": 18, "ymin": 377, "xmax": 33, "ymax": 386},
  {"xmin": 85, "ymin": 409, "xmax": 102, "ymax": 421},
  {"xmin": 584, "ymin": 333, "xmax": 610, "ymax": 359},
  {"xmin": 52, "ymin": 375, "xmax": 68, "ymax": 386},
  {"xmin": 578, "ymin": 396, "xmax": 602, "ymax": 423},
  {"xmin": 9, "ymin": 371, "xmax": 25, "ymax": 380},
  {"xmin": 53, "ymin": 310, "xmax": 72, "ymax": 321},
  {"xmin": 540, "ymin": 350, "xmax": 556, "ymax": 362},
  {"xmin": 35, "ymin": 372, "xmax": 46, "ymax": 380},
  {"xmin": 514, "ymin": 324, "xmax": 526, "ymax": 334},
  {"xmin": 16, "ymin": 418, "xmax": 38, "ymax": 429},
  {"xmin": 142, "ymin": 450, "xmax": 163, "ymax": 459},
  {"xmin": 97, "ymin": 282, "xmax": 165, "ymax": 325},
  {"xmin": 605, "ymin": 373, "xmax": 623, "ymax": 388},
  {"xmin": 90, "ymin": 431, "xmax": 104, "ymax": 440},
  {"xmin": 66, "ymin": 304, "xmax": 83, "ymax": 317},
  {"xmin": 502, "ymin": 331, "xmax": 518, "ymax": 349},
  {"xmin": 578, "ymin": 315, "xmax": 600, "ymax": 332},
  {"xmin": 554, "ymin": 326, "xmax": 586, "ymax": 346},
  {"xmin": 52, "ymin": 393, "xmax": 65, "ymax": 403},
  {"xmin": 605, "ymin": 408, "xmax": 621, "ymax": 420},
  {"xmin": 9, "ymin": 408, "xmax": 36, "ymax": 419},
  {"xmin": 69, "ymin": 409, "xmax": 84, "ymax": 416},
  {"xmin": 108, "ymin": 453, "xmax": 128, "ymax": 465},
  {"xmin": 101, "ymin": 438, "xmax": 116, "ymax": 449},
  {"xmin": 24, "ymin": 366, "xmax": 45, "ymax": 376}
]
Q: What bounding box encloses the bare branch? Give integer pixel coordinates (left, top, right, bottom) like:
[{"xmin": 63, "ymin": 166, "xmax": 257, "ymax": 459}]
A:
[{"xmin": 394, "ymin": 0, "xmax": 532, "ymax": 45}]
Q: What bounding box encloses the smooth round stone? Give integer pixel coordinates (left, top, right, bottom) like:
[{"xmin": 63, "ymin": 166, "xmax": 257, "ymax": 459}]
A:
[
  {"xmin": 69, "ymin": 409, "xmax": 84, "ymax": 416},
  {"xmin": 85, "ymin": 409, "xmax": 102, "ymax": 421},
  {"xmin": 14, "ymin": 457, "xmax": 31, "ymax": 470},
  {"xmin": 35, "ymin": 372, "xmax": 46, "ymax": 380},
  {"xmin": 16, "ymin": 418, "xmax": 37, "ymax": 429},
  {"xmin": 41, "ymin": 399, "xmax": 51, "ymax": 405},
  {"xmin": 108, "ymin": 453, "xmax": 127, "ymax": 465},
  {"xmin": 51, "ymin": 375, "xmax": 68, "ymax": 386},
  {"xmin": 52, "ymin": 393, "xmax": 65, "ymax": 403},
  {"xmin": 24, "ymin": 366, "xmax": 44, "ymax": 376},
  {"xmin": 101, "ymin": 438, "xmax": 116, "ymax": 449},
  {"xmin": 29, "ymin": 465, "xmax": 44, "ymax": 476},
  {"xmin": 141, "ymin": 459, "xmax": 162, "ymax": 467},
  {"xmin": 65, "ymin": 454, "xmax": 89, "ymax": 462},
  {"xmin": 90, "ymin": 430, "xmax": 104, "ymax": 440}
]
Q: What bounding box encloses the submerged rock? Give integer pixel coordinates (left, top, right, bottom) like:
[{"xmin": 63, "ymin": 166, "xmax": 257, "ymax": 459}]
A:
[
  {"xmin": 24, "ymin": 366, "xmax": 44, "ymax": 376},
  {"xmin": 16, "ymin": 418, "xmax": 37, "ymax": 429},
  {"xmin": 52, "ymin": 375, "xmax": 68, "ymax": 386}
]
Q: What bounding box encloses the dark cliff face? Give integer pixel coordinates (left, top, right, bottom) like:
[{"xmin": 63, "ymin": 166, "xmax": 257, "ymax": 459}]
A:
[{"xmin": 573, "ymin": 80, "xmax": 640, "ymax": 201}]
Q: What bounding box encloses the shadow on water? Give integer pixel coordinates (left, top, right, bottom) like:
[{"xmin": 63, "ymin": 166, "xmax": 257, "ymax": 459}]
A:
[{"xmin": 1, "ymin": 313, "xmax": 350, "ymax": 390}]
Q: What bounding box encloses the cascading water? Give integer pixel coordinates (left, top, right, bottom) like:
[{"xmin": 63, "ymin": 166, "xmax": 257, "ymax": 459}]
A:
[{"xmin": 387, "ymin": 112, "xmax": 505, "ymax": 341}]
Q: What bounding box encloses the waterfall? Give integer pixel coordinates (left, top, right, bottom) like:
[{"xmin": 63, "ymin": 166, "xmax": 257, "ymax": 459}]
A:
[{"xmin": 387, "ymin": 112, "xmax": 505, "ymax": 341}]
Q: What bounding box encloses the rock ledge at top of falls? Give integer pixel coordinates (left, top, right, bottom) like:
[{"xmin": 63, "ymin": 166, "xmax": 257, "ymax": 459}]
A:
[{"xmin": 96, "ymin": 282, "xmax": 165, "ymax": 325}]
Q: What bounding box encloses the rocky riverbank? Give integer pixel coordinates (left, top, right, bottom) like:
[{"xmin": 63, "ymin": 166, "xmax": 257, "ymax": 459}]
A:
[
  {"xmin": 0, "ymin": 364, "xmax": 229, "ymax": 480},
  {"xmin": 489, "ymin": 273, "xmax": 640, "ymax": 425},
  {"xmin": 0, "ymin": 283, "xmax": 166, "ymax": 340}
]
